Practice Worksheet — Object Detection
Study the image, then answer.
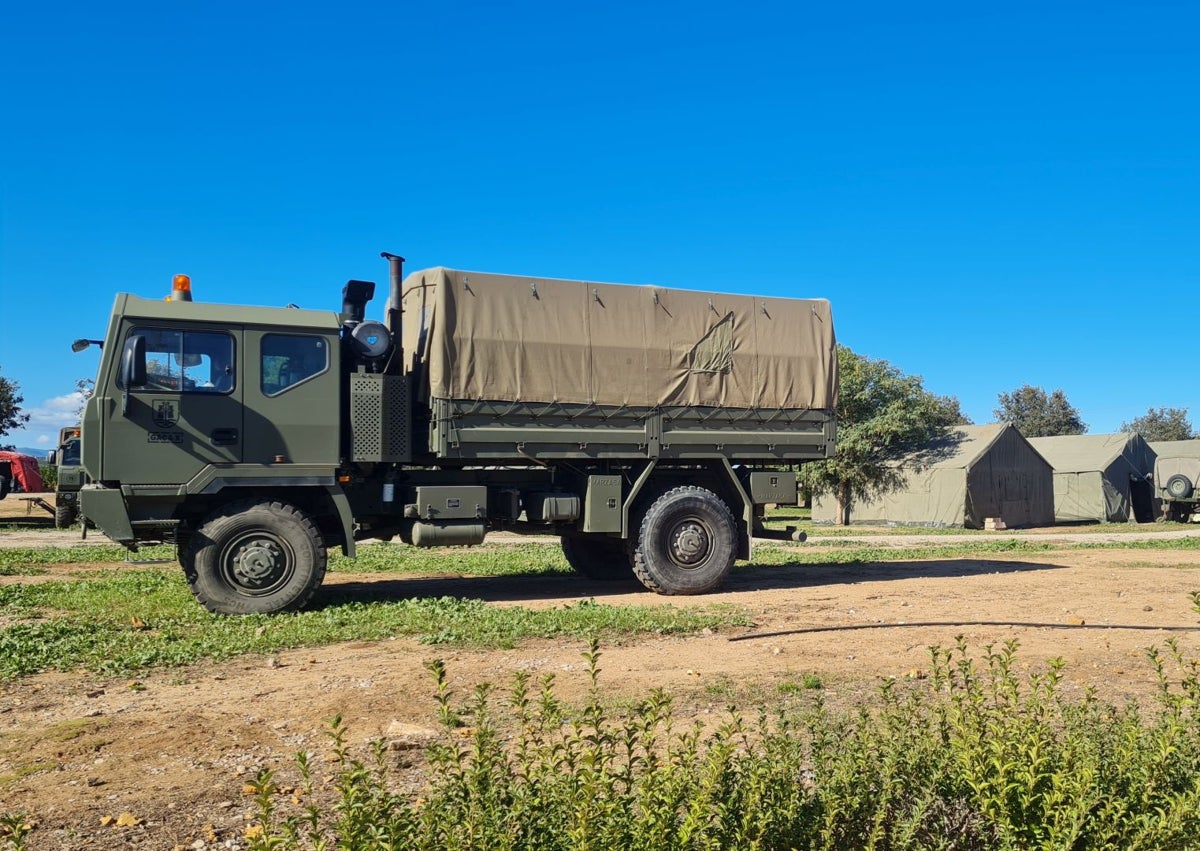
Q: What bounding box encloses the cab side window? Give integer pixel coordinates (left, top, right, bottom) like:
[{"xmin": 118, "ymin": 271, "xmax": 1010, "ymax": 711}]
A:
[
  {"xmin": 262, "ymin": 335, "xmax": 328, "ymax": 396},
  {"xmin": 120, "ymin": 328, "xmax": 235, "ymax": 393}
]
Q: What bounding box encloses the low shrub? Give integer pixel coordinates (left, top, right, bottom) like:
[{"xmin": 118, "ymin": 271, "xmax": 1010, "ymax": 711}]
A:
[{"xmin": 237, "ymin": 596, "xmax": 1200, "ymax": 849}]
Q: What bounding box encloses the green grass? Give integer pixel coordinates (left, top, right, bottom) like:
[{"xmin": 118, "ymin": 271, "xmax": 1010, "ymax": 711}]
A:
[
  {"xmin": 778, "ymin": 673, "xmax": 824, "ymax": 692},
  {"xmin": 2, "ymin": 530, "xmax": 1197, "ymax": 680},
  {"xmin": 763, "ymin": 506, "xmax": 1200, "ymax": 536},
  {"xmin": 750, "ymin": 538, "xmax": 1058, "ymax": 567},
  {"xmin": 752, "ymin": 535, "xmax": 1200, "ymax": 567},
  {"xmin": 1073, "ymin": 536, "xmax": 1200, "ymax": 551},
  {"xmin": 0, "ymin": 541, "xmax": 573, "ymax": 578},
  {"xmin": 0, "ymin": 544, "xmax": 176, "ymax": 576},
  {"xmin": 0, "ymin": 567, "xmax": 749, "ymax": 679},
  {"xmin": 332, "ymin": 541, "xmax": 575, "ymax": 577}
]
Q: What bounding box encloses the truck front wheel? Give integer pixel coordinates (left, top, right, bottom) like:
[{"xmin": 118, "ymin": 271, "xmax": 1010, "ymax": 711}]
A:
[
  {"xmin": 632, "ymin": 486, "xmax": 737, "ymax": 595},
  {"xmin": 54, "ymin": 499, "xmax": 79, "ymax": 529},
  {"xmin": 561, "ymin": 534, "xmax": 634, "ymax": 580},
  {"xmin": 183, "ymin": 499, "xmax": 327, "ymax": 615}
]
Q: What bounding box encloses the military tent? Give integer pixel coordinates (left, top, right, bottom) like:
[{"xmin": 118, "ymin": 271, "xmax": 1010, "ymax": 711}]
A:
[
  {"xmin": 812, "ymin": 423, "xmax": 1054, "ymax": 528},
  {"xmin": 0, "ymin": 451, "xmax": 45, "ymax": 497},
  {"xmin": 1028, "ymin": 433, "xmax": 1156, "ymax": 523}
]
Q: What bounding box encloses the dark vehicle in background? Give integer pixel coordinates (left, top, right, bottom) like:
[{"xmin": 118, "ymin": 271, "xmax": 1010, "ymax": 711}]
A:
[
  {"xmin": 77, "ymin": 255, "xmax": 838, "ymax": 614},
  {"xmin": 1155, "ymin": 444, "xmax": 1200, "ymax": 523},
  {"xmin": 46, "ymin": 426, "xmax": 84, "ymax": 528}
]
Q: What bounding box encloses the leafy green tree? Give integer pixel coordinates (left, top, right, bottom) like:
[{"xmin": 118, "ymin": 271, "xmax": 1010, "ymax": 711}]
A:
[
  {"xmin": 0, "ymin": 367, "xmax": 31, "ymax": 450},
  {"xmin": 993, "ymin": 384, "xmax": 1086, "ymax": 437},
  {"xmin": 803, "ymin": 346, "xmax": 970, "ymax": 524},
  {"xmin": 73, "ymin": 377, "xmax": 94, "ymax": 420},
  {"xmin": 1119, "ymin": 406, "xmax": 1196, "ymax": 442}
]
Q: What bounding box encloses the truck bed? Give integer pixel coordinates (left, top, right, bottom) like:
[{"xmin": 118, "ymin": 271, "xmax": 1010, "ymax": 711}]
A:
[{"xmin": 426, "ymin": 398, "xmax": 834, "ymax": 462}]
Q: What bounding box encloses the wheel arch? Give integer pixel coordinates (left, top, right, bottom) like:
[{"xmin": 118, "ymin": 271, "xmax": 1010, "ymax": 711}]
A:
[
  {"xmin": 176, "ymin": 485, "xmax": 354, "ymax": 556},
  {"xmin": 624, "ymin": 459, "xmax": 752, "ymax": 559}
]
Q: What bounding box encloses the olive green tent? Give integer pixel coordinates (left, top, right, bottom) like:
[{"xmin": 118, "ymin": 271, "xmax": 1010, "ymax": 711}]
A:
[
  {"xmin": 1027, "ymin": 433, "xmax": 1156, "ymax": 523},
  {"xmin": 812, "ymin": 423, "xmax": 1054, "ymax": 528}
]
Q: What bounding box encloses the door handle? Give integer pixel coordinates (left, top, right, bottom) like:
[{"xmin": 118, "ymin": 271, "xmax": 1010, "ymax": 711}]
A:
[{"xmin": 210, "ymin": 428, "xmax": 239, "ymax": 446}]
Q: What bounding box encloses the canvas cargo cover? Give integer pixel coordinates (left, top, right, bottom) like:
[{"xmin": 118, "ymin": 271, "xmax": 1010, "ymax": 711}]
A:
[
  {"xmin": 1150, "ymin": 439, "xmax": 1200, "ymax": 460},
  {"xmin": 399, "ymin": 267, "xmax": 837, "ymax": 411}
]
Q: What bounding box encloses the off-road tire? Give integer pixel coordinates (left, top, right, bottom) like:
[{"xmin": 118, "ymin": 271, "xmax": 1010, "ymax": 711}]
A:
[
  {"xmin": 1165, "ymin": 474, "xmax": 1194, "ymax": 501},
  {"xmin": 632, "ymin": 486, "xmax": 737, "ymax": 595},
  {"xmin": 183, "ymin": 499, "xmax": 327, "ymax": 615},
  {"xmin": 561, "ymin": 534, "xmax": 634, "ymax": 581},
  {"xmin": 54, "ymin": 500, "xmax": 78, "ymax": 529}
]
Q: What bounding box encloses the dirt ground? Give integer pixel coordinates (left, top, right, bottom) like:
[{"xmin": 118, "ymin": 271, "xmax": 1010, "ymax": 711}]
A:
[{"xmin": 2, "ymin": 497, "xmax": 1200, "ymax": 849}]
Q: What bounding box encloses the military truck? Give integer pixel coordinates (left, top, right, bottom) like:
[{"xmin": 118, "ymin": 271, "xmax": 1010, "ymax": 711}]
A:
[
  {"xmin": 46, "ymin": 426, "xmax": 84, "ymax": 528},
  {"xmin": 1153, "ymin": 440, "xmax": 1200, "ymax": 522},
  {"xmin": 78, "ymin": 254, "xmax": 837, "ymax": 614}
]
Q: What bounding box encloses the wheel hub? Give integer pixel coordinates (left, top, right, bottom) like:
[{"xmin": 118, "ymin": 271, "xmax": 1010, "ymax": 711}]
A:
[
  {"xmin": 232, "ymin": 539, "xmax": 284, "ymax": 587},
  {"xmin": 671, "ymin": 521, "xmax": 710, "ymax": 566}
]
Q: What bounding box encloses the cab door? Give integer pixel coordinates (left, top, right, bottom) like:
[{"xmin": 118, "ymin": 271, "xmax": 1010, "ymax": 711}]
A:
[
  {"xmin": 241, "ymin": 329, "xmax": 340, "ymax": 465},
  {"xmin": 100, "ymin": 323, "xmax": 243, "ymax": 486}
]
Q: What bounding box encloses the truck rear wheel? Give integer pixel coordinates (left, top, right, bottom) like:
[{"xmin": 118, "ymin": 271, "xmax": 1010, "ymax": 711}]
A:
[
  {"xmin": 561, "ymin": 534, "xmax": 634, "ymax": 580},
  {"xmin": 632, "ymin": 486, "xmax": 737, "ymax": 595},
  {"xmin": 183, "ymin": 499, "xmax": 327, "ymax": 615}
]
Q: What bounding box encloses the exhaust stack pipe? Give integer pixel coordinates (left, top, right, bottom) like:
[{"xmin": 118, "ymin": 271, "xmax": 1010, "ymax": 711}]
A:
[{"xmin": 380, "ymin": 252, "xmax": 405, "ymax": 374}]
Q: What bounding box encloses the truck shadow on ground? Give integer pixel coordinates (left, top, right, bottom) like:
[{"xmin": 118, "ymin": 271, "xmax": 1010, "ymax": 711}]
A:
[
  {"xmin": 0, "ymin": 516, "xmax": 55, "ymax": 531},
  {"xmin": 313, "ymin": 557, "xmax": 1066, "ymax": 609}
]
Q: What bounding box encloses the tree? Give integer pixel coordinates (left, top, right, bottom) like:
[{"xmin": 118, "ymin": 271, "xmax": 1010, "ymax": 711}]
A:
[
  {"xmin": 1119, "ymin": 407, "xmax": 1196, "ymax": 442},
  {"xmin": 993, "ymin": 384, "xmax": 1086, "ymax": 437},
  {"xmin": 0, "ymin": 366, "xmax": 31, "ymax": 450},
  {"xmin": 803, "ymin": 346, "xmax": 970, "ymax": 524},
  {"xmin": 73, "ymin": 377, "xmax": 94, "ymax": 420}
]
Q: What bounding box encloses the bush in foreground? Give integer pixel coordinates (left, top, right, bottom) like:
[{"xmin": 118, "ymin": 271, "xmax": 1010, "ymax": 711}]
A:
[{"xmin": 236, "ymin": 603, "xmax": 1200, "ymax": 850}]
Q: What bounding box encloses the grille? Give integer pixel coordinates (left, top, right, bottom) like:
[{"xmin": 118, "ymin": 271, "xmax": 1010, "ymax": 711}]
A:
[{"xmin": 350, "ymin": 373, "xmax": 410, "ymax": 462}]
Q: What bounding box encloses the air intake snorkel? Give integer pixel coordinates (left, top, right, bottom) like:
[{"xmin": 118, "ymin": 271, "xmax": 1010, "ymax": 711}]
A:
[{"xmin": 341, "ymin": 279, "xmax": 392, "ymax": 371}]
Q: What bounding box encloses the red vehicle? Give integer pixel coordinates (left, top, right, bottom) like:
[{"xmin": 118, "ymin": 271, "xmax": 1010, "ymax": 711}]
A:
[{"xmin": 0, "ymin": 451, "xmax": 45, "ymax": 499}]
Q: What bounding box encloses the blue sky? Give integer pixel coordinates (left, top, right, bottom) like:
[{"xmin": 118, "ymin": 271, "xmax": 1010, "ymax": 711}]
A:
[{"xmin": 1, "ymin": 0, "xmax": 1197, "ymax": 450}]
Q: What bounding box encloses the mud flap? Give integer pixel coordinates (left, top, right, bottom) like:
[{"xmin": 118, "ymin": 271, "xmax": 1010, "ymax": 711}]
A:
[{"xmin": 79, "ymin": 486, "xmax": 135, "ymax": 545}]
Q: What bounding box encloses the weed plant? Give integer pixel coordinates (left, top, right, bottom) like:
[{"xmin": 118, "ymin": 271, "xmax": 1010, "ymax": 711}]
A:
[{"xmin": 236, "ymin": 596, "xmax": 1200, "ymax": 850}]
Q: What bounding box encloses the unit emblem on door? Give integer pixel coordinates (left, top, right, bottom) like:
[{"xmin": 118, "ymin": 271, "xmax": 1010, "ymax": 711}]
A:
[{"xmin": 153, "ymin": 400, "xmax": 178, "ymax": 429}]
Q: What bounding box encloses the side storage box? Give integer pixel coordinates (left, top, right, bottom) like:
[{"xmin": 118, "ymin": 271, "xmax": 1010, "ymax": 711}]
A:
[
  {"xmin": 748, "ymin": 471, "xmax": 797, "ymax": 505},
  {"xmin": 583, "ymin": 475, "xmax": 623, "ymax": 532}
]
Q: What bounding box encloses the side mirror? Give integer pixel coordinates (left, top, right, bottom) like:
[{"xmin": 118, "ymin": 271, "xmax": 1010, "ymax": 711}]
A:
[
  {"xmin": 121, "ymin": 335, "xmax": 148, "ymax": 388},
  {"xmin": 120, "ymin": 335, "xmax": 147, "ymax": 416},
  {"xmin": 46, "ymin": 450, "xmax": 58, "ymax": 465}
]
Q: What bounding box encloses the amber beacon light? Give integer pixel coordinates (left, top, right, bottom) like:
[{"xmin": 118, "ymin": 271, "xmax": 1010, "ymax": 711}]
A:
[{"xmin": 167, "ymin": 274, "xmax": 193, "ymax": 302}]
